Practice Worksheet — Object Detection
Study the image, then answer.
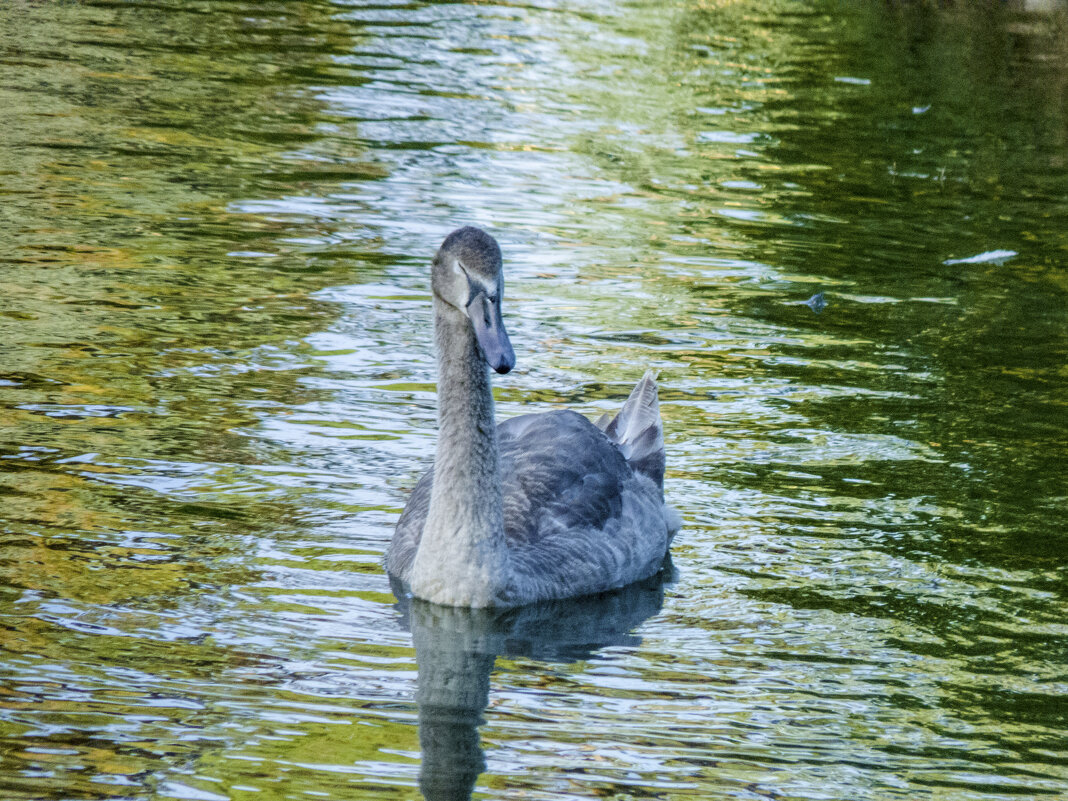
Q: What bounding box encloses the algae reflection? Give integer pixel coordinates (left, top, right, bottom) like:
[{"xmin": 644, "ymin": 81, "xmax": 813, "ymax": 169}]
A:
[{"xmin": 0, "ymin": 0, "xmax": 394, "ymax": 796}]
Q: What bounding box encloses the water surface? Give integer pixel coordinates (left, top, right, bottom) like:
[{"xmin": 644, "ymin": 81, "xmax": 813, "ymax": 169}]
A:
[{"xmin": 1, "ymin": 1, "xmax": 1066, "ymax": 799}]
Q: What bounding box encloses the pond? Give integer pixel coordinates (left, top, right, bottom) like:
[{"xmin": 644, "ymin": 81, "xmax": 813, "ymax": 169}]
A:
[{"xmin": 1, "ymin": 1, "xmax": 1066, "ymax": 799}]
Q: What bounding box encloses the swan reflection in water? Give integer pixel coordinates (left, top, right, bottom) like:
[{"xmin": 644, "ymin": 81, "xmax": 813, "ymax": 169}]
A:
[{"xmin": 392, "ymin": 565, "xmax": 673, "ymax": 801}]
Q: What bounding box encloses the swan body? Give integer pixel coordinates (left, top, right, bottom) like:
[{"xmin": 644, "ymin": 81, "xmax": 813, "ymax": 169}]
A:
[{"xmin": 385, "ymin": 226, "xmax": 679, "ymax": 608}]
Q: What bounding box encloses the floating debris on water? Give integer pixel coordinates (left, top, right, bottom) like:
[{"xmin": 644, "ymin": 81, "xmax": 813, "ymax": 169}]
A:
[
  {"xmin": 943, "ymin": 249, "xmax": 1017, "ymax": 265},
  {"xmin": 784, "ymin": 291, "xmax": 827, "ymax": 314},
  {"xmin": 803, "ymin": 291, "xmax": 827, "ymax": 313}
]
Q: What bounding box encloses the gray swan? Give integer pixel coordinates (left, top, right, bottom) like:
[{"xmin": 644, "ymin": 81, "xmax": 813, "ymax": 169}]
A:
[{"xmin": 385, "ymin": 226, "xmax": 679, "ymax": 607}]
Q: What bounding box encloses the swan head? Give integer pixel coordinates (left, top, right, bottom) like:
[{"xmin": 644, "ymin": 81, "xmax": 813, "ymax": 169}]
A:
[{"xmin": 432, "ymin": 226, "xmax": 516, "ymax": 375}]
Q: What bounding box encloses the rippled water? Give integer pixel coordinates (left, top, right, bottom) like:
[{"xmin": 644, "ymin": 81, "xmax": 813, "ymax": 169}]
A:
[{"xmin": 2, "ymin": 1, "xmax": 1066, "ymax": 799}]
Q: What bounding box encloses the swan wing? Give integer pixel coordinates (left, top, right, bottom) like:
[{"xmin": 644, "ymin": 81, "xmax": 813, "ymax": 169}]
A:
[
  {"xmin": 499, "ymin": 408, "xmax": 670, "ymax": 600},
  {"xmin": 387, "ymin": 468, "xmax": 433, "ymax": 581},
  {"xmin": 498, "ymin": 409, "xmax": 630, "ymax": 544}
]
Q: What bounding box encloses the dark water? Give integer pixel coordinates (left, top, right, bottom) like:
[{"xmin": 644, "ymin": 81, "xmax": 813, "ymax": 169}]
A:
[{"xmin": 1, "ymin": 0, "xmax": 1066, "ymax": 799}]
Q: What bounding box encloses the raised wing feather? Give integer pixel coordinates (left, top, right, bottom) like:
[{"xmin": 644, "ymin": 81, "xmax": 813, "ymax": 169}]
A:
[{"xmin": 601, "ymin": 371, "xmax": 664, "ymax": 488}]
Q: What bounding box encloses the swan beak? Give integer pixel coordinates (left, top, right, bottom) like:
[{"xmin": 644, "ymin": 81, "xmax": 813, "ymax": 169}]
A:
[{"xmin": 467, "ymin": 291, "xmax": 515, "ymax": 374}]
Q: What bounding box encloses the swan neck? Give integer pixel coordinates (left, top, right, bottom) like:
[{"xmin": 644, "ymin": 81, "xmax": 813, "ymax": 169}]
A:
[
  {"xmin": 433, "ymin": 296, "xmax": 498, "ymax": 463},
  {"xmin": 409, "ymin": 298, "xmax": 509, "ymax": 607}
]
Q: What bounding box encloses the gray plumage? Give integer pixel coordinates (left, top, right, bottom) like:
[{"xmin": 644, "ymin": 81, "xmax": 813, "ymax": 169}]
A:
[{"xmin": 385, "ymin": 227, "xmax": 679, "ymax": 608}]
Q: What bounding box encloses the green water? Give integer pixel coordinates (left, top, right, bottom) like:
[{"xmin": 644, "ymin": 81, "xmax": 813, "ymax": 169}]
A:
[{"xmin": 1, "ymin": 1, "xmax": 1066, "ymax": 799}]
